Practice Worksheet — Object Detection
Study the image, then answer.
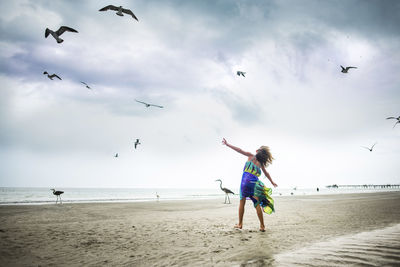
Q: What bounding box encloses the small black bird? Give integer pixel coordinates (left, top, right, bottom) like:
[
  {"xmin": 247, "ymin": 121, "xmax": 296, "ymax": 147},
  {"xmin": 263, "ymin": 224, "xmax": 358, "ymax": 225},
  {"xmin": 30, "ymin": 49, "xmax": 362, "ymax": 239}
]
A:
[
  {"xmin": 99, "ymin": 5, "xmax": 138, "ymax": 21},
  {"xmin": 43, "ymin": 71, "xmax": 61, "ymax": 80},
  {"xmin": 340, "ymin": 65, "xmax": 357, "ymax": 73},
  {"xmin": 51, "ymin": 189, "xmax": 64, "ymax": 204},
  {"xmin": 134, "ymin": 139, "xmax": 141, "ymax": 149},
  {"xmin": 114, "ymin": 153, "xmax": 119, "ymax": 158},
  {"xmin": 135, "ymin": 99, "xmax": 163, "ymax": 108},
  {"xmin": 45, "ymin": 26, "xmax": 78, "ymax": 43},
  {"xmin": 386, "ymin": 116, "xmax": 400, "ymax": 128},
  {"xmin": 362, "ymin": 142, "xmax": 377, "ymax": 152},
  {"xmin": 215, "ymin": 179, "xmax": 234, "ymax": 204},
  {"xmin": 237, "ymin": 71, "xmax": 246, "ymax": 77}
]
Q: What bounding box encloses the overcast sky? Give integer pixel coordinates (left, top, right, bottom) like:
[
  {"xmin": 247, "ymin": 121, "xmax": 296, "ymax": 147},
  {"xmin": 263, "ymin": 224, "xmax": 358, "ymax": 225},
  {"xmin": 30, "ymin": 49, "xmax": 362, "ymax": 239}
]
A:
[{"xmin": 0, "ymin": 0, "xmax": 399, "ymax": 189}]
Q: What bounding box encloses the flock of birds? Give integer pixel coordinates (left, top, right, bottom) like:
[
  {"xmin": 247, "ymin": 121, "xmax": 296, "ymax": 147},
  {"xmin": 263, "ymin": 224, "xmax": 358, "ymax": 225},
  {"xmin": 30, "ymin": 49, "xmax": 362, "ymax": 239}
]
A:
[{"xmin": 44, "ymin": 4, "xmax": 398, "ymax": 203}]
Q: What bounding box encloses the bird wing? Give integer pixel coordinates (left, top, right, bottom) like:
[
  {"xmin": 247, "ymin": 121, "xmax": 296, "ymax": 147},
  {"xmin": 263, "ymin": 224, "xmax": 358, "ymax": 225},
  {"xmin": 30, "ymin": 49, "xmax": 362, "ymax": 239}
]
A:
[
  {"xmin": 361, "ymin": 146, "xmax": 370, "ymax": 150},
  {"xmin": 242, "ymin": 72, "xmax": 246, "ymax": 77},
  {"xmin": 225, "ymin": 188, "xmax": 235, "ymax": 194},
  {"xmin": 51, "ymin": 74, "xmax": 62, "ymax": 80},
  {"xmin": 45, "ymin": 28, "xmax": 51, "ymax": 38},
  {"xmin": 371, "ymin": 143, "xmax": 377, "ymax": 149},
  {"xmin": 340, "ymin": 65, "xmax": 345, "ymax": 70},
  {"xmin": 99, "ymin": 5, "xmax": 118, "ymax": 11},
  {"xmin": 393, "ymin": 121, "xmax": 399, "ymax": 128},
  {"xmin": 56, "ymin": 26, "xmax": 78, "ymax": 36},
  {"xmin": 347, "ymin": 66, "xmax": 357, "ymax": 69},
  {"xmin": 122, "ymin": 8, "xmax": 139, "ymax": 21},
  {"xmin": 135, "ymin": 99, "xmax": 149, "ymax": 105},
  {"xmin": 81, "ymin": 81, "xmax": 88, "ymax": 86},
  {"xmin": 149, "ymin": 104, "xmax": 163, "ymax": 108},
  {"xmin": 386, "ymin": 117, "xmax": 395, "ymax": 120}
]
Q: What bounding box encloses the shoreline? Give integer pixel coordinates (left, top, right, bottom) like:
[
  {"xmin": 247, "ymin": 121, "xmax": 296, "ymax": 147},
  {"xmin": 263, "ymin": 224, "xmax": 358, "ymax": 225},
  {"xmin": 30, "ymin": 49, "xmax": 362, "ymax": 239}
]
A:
[
  {"xmin": 1, "ymin": 192, "xmax": 399, "ymax": 266},
  {"xmin": 1, "ymin": 187, "xmax": 400, "ymax": 206}
]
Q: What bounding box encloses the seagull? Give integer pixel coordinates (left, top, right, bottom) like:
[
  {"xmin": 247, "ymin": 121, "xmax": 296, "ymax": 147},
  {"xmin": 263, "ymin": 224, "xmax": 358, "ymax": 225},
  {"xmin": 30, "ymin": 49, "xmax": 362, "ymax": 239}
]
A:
[
  {"xmin": 135, "ymin": 99, "xmax": 163, "ymax": 108},
  {"xmin": 386, "ymin": 116, "xmax": 400, "ymax": 128},
  {"xmin": 237, "ymin": 71, "xmax": 246, "ymax": 77},
  {"xmin": 45, "ymin": 26, "xmax": 78, "ymax": 43},
  {"xmin": 134, "ymin": 139, "xmax": 141, "ymax": 149},
  {"xmin": 114, "ymin": 153, "xmax": 119, "ymax": 158},
  {"xmin": 340, "ymin": 65, "xmax": 357, "ymax": 73},
  {"xmin": 80, "ymin": 81, "xmax": 91, "ymax": 89},
  {"xmin": 99, "ymin": 5, "xmax": 138, "ymax": 21},
  {"xmin": 362, "ymin": 142, "xmax": 377, "ymax": 152},
  {"xmin": 43, "ymin": 71, "xmax": 61, "ymax": 80}
]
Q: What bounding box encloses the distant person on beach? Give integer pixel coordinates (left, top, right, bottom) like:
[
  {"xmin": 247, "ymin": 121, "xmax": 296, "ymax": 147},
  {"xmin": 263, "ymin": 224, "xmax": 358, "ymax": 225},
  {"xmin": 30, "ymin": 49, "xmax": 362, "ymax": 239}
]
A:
[{"xmin": 222, "ymin": 138, "xmax": 277, "ymax": 232}]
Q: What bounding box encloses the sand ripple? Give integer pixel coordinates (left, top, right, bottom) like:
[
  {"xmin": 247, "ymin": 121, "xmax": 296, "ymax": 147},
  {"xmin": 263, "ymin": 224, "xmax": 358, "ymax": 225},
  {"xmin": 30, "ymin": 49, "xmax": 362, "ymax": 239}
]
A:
[{"xmin": 272, "ymin": 224, "xmax": 400, "ymax": 266}]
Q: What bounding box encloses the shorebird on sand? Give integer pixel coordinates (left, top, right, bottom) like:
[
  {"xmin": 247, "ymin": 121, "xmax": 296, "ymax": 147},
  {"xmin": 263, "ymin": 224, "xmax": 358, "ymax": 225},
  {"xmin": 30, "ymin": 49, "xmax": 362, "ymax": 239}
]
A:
[{"xmin": 45, "ymin": 26, "xmax": 78, "ymax": 43}]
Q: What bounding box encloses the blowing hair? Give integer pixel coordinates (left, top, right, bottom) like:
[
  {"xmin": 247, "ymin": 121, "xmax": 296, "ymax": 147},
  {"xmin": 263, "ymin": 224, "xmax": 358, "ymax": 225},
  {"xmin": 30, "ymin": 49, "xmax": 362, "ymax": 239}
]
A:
[{"xmin": 255, "ymin": 146, "xmax": 274, "ymax": 167}]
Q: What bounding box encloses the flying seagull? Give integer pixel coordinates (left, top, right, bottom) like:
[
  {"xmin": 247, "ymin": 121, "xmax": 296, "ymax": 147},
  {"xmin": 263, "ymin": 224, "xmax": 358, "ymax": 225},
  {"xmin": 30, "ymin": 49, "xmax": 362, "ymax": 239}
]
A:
[
  {"xmin": 43, "ymin": 71, "xmax": 61, "ymax": 80},
  {"xmin": 99, "ymin": 5, "xmax": 138, "ymax": 21},
  {"xmin": 114, "ymin": 153, "xmax": 119, "ymax": 158},
  {"xmin": 215, "ymin": 179, "xmax": 235, "ymax": 204},
  {"xmin": 80, "ymin": 81, "xmax": 91, "ymax": 89},
  {"xmin": 386, "ymin": 116, "xmax": 400, "ymax": 128},
  {"xmin": 340, "ymin": 65, "xmax": 357, "ymax": 73},
  {"xmin": 134, "ymin": 139, "xmax": 141, "ymax": 149},
  {"xmin": 237, "ymin": 71, "xmax": 246, "ymax": 77},
  {"xmin": 45, "ymin": 26, "xmax": 78, "ymax": 43},
  {"xmin": 135, "ymin": 99, "xmax": 163, "ymax": 108},
  {"xmin": 362, "ymin": 142, "xmax": 377, "ymax": 152}
]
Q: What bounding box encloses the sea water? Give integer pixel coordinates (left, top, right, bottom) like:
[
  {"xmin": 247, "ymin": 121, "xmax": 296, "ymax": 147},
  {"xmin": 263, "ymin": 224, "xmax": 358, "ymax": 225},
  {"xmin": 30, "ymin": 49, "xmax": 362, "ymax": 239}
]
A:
[{"xmin": 0, "ymin": 186, "xmax": 399, "ymax": 205}]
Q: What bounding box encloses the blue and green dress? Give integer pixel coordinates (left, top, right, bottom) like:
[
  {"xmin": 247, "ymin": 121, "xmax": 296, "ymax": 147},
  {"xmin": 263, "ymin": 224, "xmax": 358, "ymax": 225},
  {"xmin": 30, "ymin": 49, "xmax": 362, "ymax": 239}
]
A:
[{"xmin": 240, "ymin": 160, "xmax": 275, "ymax": 214}]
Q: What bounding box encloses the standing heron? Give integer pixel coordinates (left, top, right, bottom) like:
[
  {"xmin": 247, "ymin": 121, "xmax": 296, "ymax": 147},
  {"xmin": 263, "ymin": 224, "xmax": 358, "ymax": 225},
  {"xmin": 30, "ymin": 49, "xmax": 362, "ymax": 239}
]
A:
[
  {"xmin": 51, "ymin": 189, "xmax": 64, "ymax": 204},
  {"xmin": 215, "ymin": 179, "xmax": 234, "ymax": 204}
]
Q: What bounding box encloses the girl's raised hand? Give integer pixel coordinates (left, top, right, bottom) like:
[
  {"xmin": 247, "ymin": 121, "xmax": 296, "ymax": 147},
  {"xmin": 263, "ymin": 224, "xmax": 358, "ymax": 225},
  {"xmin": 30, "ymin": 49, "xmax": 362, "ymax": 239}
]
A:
[{"xmin": 222, "ymin": 138, "xmax": 228, "ymax": 146}]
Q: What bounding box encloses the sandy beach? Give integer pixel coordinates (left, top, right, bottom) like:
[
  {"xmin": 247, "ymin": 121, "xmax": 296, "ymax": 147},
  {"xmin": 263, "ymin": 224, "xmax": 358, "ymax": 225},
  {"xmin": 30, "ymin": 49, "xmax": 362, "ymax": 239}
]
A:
[{"xmin": 1, "ymin": 192, "xmax": 400, "ymax": 266}]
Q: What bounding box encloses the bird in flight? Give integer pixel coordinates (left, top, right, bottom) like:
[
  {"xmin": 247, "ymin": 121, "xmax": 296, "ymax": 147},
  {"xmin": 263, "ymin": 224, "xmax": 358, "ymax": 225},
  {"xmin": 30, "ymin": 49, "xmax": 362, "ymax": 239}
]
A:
[
  {"xmin": 114, "ymin": 153, "xmax": 119, "ymax": 158},
  {"xmin": 43, "ymin": 71, "xmax": 61, "ymax": 80},
  {"xmin": 362, "ymin": 142, "xmax": 377, "ymax": 152},
  {"xmin": 135, "ymin": 99, "xmax": 163, "ymax": 108},
  {"xmin": 386, "ymin": 116, "xmax": 400, "ymax": 128},
  {"xmin": 99, "ymin": 5, "xmax": 138, "ymax": 21},
  {"xmin": 340, "ymin": 65, "xmax": 357, "ymax": 73},
  {"xmin": 80, "ymin": 81, "xmax": 91, "ymax": 89},
  {"xmin": 134, "ymin": 139, "xmax": 141, "ymax": 149},
  {"xmin": 45, "ymin": 26, "xmax": 78, "ymax": 43},
  {"xmin": 237, "ymin": 71, "xmax": 246, "ymax": 77}
]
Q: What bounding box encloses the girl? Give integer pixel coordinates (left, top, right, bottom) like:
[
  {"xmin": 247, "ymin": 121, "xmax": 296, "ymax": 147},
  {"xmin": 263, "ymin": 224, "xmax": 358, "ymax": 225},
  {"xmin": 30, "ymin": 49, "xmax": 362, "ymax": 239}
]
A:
[{"xmin": 222, "ymin": 138, "xmax": 277, "ymax": 232}]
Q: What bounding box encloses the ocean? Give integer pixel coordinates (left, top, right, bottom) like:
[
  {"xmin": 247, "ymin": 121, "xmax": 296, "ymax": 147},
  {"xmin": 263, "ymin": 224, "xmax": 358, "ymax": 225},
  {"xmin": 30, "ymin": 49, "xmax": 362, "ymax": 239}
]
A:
[{"xmin": 0, "ymin": 186, "xmax": 399, "ymax": 205}]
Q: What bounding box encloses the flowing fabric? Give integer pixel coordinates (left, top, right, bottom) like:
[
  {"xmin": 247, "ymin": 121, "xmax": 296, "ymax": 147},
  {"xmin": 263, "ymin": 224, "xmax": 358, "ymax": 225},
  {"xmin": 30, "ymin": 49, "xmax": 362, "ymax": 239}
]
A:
[{"xmin": 240, "ymin": 161, "xmax": 275, "ymax": 214}]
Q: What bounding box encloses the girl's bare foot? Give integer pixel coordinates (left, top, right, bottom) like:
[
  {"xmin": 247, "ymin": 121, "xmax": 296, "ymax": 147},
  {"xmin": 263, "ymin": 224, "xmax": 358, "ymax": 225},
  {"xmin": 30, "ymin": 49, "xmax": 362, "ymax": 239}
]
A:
[
  {"xmin": 260, "ymin": 225, "xmax": 265, "ymax": 232},
  {"xmin": 234, "ymin": 224, "xmax": 242, "ymax": 229}
]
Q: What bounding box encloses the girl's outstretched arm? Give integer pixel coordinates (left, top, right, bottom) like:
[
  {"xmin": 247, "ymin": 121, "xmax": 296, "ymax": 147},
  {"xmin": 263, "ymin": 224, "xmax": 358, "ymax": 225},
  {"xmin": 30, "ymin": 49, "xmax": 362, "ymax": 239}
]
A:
[
  {"xmin": 261, "ymin": 165, "xmax": 278, "ymax": 187},
  {"xmin": 222, "ymin": 138, "xmax": 253, "ymax": 157}
]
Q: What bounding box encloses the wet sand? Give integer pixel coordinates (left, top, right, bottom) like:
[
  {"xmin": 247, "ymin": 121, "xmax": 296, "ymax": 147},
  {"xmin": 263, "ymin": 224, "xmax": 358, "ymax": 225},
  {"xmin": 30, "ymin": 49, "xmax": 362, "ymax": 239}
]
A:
[{"xmin": 0, "ymin": 192, "xmax": 399, "ymax": 266}]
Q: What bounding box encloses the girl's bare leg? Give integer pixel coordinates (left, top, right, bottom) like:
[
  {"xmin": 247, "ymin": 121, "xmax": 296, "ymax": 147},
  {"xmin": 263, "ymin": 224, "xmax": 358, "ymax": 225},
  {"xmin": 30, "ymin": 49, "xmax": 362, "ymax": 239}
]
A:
[
  {"xmin": 235, "ymin": 198, "xmax": 246, "ymax": 229},
  {"xmin": 253, "ymin": 196, "xmax": 265, "ymax": 231}
]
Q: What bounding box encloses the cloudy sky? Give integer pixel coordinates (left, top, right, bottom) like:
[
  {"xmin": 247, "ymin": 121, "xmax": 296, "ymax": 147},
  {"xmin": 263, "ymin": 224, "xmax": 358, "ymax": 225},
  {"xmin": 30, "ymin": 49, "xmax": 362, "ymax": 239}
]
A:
[{"xmin": 0, "ymin": 0, "xmax": 399, "ymax": 189}]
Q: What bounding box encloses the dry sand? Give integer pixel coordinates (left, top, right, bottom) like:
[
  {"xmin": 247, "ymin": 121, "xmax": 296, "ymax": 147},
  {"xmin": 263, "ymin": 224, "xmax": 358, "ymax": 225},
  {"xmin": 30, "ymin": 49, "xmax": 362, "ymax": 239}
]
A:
[{"xmin": 0, "ymin": 192, "xmax": 399, "ymax": 266}]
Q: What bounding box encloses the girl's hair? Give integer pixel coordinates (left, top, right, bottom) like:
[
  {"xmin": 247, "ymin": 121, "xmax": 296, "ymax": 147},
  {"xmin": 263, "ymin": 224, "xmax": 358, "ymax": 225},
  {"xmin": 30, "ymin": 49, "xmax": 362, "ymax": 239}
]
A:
[{"xmin": 256, "ymin": 146, "xmax": 274, "ymax": 167}]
